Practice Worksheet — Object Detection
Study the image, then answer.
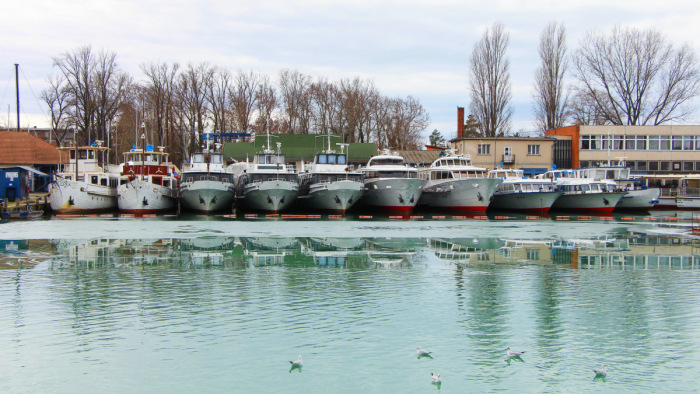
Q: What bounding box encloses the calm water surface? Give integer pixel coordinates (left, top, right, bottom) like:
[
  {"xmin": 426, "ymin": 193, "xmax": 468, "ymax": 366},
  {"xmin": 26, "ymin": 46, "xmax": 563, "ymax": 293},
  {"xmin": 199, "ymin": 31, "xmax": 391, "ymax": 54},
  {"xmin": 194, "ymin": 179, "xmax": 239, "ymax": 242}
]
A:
[{"xmin": 1, "ymin": 214, "xmax": 700, "ymax": 393}]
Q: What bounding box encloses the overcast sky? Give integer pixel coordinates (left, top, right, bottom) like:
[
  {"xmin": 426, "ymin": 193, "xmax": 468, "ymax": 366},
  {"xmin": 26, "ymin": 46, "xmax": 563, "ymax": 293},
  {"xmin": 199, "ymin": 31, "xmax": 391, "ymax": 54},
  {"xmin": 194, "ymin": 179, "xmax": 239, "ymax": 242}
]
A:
[{"xmin": 2, "ymin": 0, "xmax": 699, "ymax": 143}]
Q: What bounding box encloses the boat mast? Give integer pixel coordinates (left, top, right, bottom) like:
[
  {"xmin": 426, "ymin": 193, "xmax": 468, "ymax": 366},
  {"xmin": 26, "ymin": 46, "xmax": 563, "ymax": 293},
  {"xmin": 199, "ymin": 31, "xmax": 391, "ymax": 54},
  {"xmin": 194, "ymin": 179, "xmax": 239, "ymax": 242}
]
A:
[{"xmin": 15, "ymin": 64, "xmax": 20, "ymax": 131}]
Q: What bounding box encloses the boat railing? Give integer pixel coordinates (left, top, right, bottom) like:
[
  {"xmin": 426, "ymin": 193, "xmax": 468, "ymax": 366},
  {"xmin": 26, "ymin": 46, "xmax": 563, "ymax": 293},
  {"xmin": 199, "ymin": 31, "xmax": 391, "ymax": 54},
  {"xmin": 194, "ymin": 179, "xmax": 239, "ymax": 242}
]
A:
[{"xmin": 661, "ymin": 187, "xmax": 700, "ymax": 197}]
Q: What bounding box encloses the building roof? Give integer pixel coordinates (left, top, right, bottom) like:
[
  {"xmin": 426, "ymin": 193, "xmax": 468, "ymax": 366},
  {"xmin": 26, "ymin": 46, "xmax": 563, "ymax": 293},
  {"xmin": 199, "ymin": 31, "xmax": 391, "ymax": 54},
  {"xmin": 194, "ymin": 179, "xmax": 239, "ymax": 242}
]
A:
[
  {"xmin": 222, "ymin": 134, "xmax": 378, "ymax": 162},
  {"xmin": 397, "ymin": 150, "xmax": 442, "ymax": 165},
  {"xmin": 0, "ymin": 131, "xmax": 68, "ymax": 165},
  {"xmin": 451, "ymin": 136, "xmax": 556, "ymax": 143}
]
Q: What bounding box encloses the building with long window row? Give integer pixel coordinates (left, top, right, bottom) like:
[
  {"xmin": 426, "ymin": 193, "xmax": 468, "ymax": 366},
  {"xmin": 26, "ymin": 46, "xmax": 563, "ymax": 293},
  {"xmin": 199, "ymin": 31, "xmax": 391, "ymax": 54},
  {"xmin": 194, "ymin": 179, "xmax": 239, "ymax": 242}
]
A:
[{"xmin": 546, "ymin": 125, "xmax": 700, "ymax": 174}]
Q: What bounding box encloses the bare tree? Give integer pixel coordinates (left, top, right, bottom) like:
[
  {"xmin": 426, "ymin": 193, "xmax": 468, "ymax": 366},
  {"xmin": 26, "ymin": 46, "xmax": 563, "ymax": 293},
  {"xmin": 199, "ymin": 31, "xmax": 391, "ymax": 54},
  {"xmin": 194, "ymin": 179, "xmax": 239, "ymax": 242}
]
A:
[
  {"xmin": 279, "ymin": 69, "xmax": 313, "ymax": 134},
  {"xmin": 253, "ymin": 75, "xmax": 278, "ymax": 134},
  {"xmin": 173, "ymin": 62, "xmax": 213, "ymax": 161},
  {"xmin": 231, "ymin": 70, "xmax": 261, "ymax": 132},
  {"xmin": 141, "ymin": 62, "xmax": 180, "ymax": 147},
  {"xmin": 533, "ymin": 22, "xmax": 570, "ymax": 132},
  {"xmin": 385, "ymin": 96, "xmax": 429, "ymax": 150},
  {"xmin": 52, "ymin": 46, "xmax": 129, "ymax": 145},
  {"xmin": 93, "ymin": 51, "xmax": 131, "ymax": 146},
  {"xmin": 205, "ymin": 66, "xmax": 232, "ymax": 133},
  {"xmin": 41, "ymin": 74, "xmax": 72, "ymax": 145},
  {"xmin": 573, "ymin": 26, "xmax": 700, "ymax": 125},
  {"xmin": 468, "ymin": 22, "xmax": 513, "ymax": 137}
]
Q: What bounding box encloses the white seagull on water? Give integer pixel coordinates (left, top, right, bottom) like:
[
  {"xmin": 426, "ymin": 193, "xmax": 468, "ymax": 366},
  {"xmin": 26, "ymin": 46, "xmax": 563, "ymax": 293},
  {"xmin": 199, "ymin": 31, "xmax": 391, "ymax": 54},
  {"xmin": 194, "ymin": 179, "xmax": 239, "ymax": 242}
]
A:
[
  {"xmin": 505, "ymin": 347, "xmax": 525, "ymax": 357},
  {"xmin": 417, "ymin": 347, "xmax": 432, "ymax": 356},
  {"xmin": 289, "ymin": 355, "xmax": 303, "ymax": 367},
  {"xmin": 593, "ymin": 364, "xmax": 607, "ymax": 376},
  {"xmin": 431, "ymin": 373, "xmax": 441, "ymax": 383}
]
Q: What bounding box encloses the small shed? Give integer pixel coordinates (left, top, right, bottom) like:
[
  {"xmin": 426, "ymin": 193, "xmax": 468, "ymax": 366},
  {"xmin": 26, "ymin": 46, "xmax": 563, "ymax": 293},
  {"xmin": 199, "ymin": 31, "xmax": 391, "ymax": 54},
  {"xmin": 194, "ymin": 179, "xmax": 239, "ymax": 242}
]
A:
[{"xmin": 0, "ymin": 131, "xmax": 68, "ymax": 199}]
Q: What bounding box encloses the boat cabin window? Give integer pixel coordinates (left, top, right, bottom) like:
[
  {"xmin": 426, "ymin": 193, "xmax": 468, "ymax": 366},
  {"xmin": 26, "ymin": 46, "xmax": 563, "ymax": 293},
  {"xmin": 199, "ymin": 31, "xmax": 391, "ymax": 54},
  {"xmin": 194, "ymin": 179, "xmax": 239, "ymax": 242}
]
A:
[
  {"xmin": 91, "ymin": 175, "xmax": 98, "ymax": 184},
  {"xmin": 162, "ymin": 179, "xmax": 170, "ymax": 188},
  {"xmin": 193, "ymin": 153, "xmax": 204, "ymax": 163},
  {"xmin": 78, "ymin": 150, "xmax": 88, "ymax": 160},
  {"xmin": 152, "ymin": 176, "xmax": 162, "ymax": 186},
  {"xmin": 211, "ymin": 154, "xmax": 223, "ymax": 164},
  {"xmin": 100, "ymin": 177, "xmax": 107, "ymax": 186},
  {"xmin": 370, "ymin": 158, "xmax": 404, "ymax": 166}
]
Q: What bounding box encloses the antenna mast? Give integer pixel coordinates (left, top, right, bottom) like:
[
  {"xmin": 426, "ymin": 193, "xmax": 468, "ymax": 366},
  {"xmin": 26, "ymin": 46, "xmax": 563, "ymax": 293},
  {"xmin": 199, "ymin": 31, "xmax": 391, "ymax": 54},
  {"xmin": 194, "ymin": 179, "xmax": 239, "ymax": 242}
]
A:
[{"xmin": 15, "ymin": 64, "xmax": 20, "ymax": 131}]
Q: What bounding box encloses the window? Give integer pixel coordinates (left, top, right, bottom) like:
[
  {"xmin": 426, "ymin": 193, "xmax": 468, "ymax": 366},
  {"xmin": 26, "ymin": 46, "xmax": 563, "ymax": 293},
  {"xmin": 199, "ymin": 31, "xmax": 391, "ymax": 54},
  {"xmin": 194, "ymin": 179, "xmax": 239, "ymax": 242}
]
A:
[
  {"xmin": 477, "ymin": 144, "xmax": 491, "ymax": 155},
  {"xmin": 636, "ymin": 135, "xmax": 647, "ymax": 150},
  {"xmin": 660, "ymin": 161, "xmax": 671, "ymax": 171},
  {"xmin": 648, "ymin": 136, "xmax": 660, "ymax": 150},
  {"xmin": 684, "ymin": 162, "xmax": 694, "ymax": 172},
  {"xmin": 581, "ymin": 135, "xmax": 591, "ymax": 150},
  {"xmin": 672, "ymin": 136, "xmax": 683, "ymax": 150},
  {"xmin": 527, "ymin": 249, "xmax": 540, "ymax": 260},
  {"xmin": 527, "ymin": 144, "xmax": 540, "ymax": 155},
  {"xmin": 683, "ymin": 136, "xmax": 694, "ymax": 150}
]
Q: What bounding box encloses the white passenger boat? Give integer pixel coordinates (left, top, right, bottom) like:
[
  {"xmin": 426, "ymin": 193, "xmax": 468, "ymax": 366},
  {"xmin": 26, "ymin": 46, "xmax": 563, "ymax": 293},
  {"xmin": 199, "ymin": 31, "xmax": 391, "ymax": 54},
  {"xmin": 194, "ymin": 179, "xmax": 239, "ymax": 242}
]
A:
[
  {"xmin": 418, "ymin": 151, "xmax": 501, "ymax": 212},
  {"xmin": 550, "ymin": 177, "xmax": 626, "ymax": 213},
  {"xmin": 357, "ymin": 149, "xmax": 426, "ymax": 213},
  {"xmin": 179, "ymin": 139, "xmax": 235, "ymax": 214},
  {"xmin": 487, "ymin": 169, "xmax": 562, "ymax": 213},
  {"xmin": 577, "ymin": 160, "xmax": 660, "ymax": 210},
  {"xmin": 117, "ymin": 145, "xmax": 178, "ymax": 214},
  {"xmin": 48, "ymin": 143, "xmax": 119, "ymax": 213},
  {"xmin": 230, "ymin": 141, "xmax": 299, "ymax": 213},
  {"xmin": 297, "ymin": 140, "xmax": 364, "ymax": 214}
]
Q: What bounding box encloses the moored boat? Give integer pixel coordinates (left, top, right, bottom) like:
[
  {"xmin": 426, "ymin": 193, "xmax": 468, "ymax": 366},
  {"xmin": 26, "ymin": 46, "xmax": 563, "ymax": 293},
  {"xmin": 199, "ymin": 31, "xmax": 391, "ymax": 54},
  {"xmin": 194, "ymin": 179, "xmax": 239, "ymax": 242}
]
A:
[
  {"xmin": 230, "ymin": 141, "xmax": 299, "ymax": 213},
  {"xmin": 357, "ymin": 149, "xmax": 426, "ymax": 213},
  {"xmin": 577, "ymin": 160, "xmax": 660, "ymax": 210},
  {"xmin": 117, "ymin": 144, "xmax": 178, "ymax": 214},
  {"xmin": 487, "ymin": 169, "xmax": 562, "ymax": 213},
  {"xmin": 418, "ymin": 151, "xmax": 501, "ymax": 212},
  {"xmin": 550, "ymin": 178, "xmax": 626, "ymax": 213},
  {"xmin": 48, "ymin": 143, "xmax": 119, "ymax": 213},
  {"xmin": 297, "ymin": 139, "xmax": 364, "ymax": 214},
  {"xmin": 179, "ymin": 137, "xmax": 235, "ymax": 214}
]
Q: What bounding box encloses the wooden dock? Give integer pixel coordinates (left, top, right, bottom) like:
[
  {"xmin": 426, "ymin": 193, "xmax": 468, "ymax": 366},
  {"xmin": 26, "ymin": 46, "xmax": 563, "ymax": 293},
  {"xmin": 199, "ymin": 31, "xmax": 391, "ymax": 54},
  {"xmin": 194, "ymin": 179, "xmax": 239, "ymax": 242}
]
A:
[{"xmin": 1, "ymin": 193, "xmax": 49, "ymax": 219}]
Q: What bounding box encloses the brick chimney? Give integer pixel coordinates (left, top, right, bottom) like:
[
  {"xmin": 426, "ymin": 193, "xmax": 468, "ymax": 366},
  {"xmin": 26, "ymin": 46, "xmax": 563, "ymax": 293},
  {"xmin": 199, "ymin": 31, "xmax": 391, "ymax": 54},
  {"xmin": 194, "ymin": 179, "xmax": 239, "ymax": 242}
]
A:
[{"xmin": 457, "ymin": 107, "xmax": 465, "ymax": 138}]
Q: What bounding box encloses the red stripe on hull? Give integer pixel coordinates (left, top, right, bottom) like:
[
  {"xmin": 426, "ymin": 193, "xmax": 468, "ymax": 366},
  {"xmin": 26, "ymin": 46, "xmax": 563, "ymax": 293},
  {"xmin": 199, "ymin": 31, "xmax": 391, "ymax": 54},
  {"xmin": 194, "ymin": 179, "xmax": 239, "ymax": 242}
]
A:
[
  {"xmin": 371, "ymin": 206, "xmax": 415, "ymax": 213},
  {"xmin": 554, "ymin": 207, "xmax": 616, "ymax": 213},
  {"xmin": 442, "ymin": 206, "xmax": 489, "ymax": 212},
  {"xmin": 120, "ymin": 209, "xmax": 174, "ymax": 215}
]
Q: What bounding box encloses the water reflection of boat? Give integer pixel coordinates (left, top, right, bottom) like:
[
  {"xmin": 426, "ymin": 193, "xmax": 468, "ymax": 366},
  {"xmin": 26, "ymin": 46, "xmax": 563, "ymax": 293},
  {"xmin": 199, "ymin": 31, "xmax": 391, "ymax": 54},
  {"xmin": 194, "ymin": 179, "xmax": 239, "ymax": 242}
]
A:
[
  {"xmin": 429, "ymin": 238, "xmax": 488, "ymax": 264},
  {"xmin": 364, "ymin": 238, "xmax": 419, "ymax": 267},
  {"xmin": 300, "ymin": 237, "xmax": 366, "ymax": 266},
  {"xmin": 240, "ymin": 237, "xmax": 299, "ymax": 266}
]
